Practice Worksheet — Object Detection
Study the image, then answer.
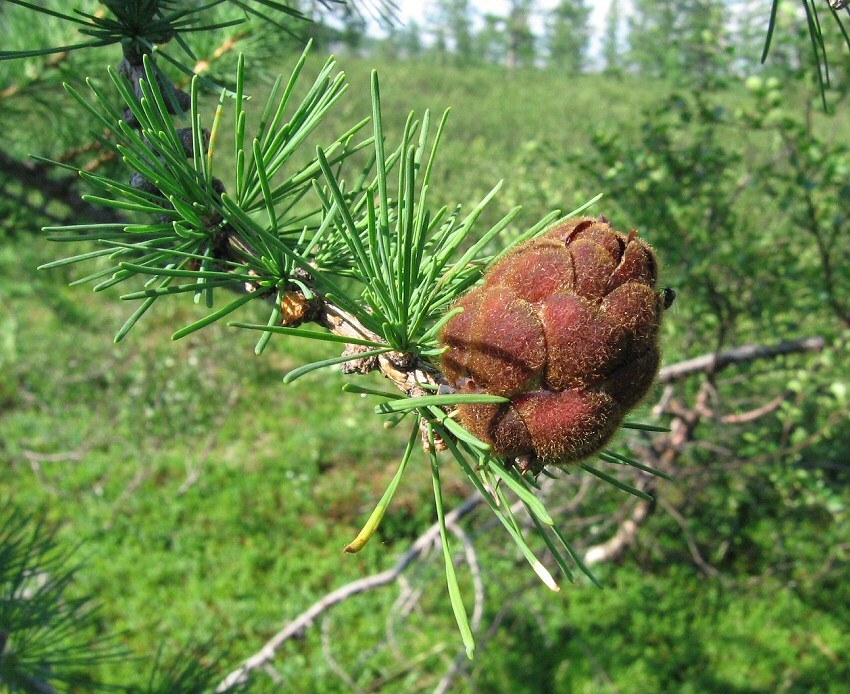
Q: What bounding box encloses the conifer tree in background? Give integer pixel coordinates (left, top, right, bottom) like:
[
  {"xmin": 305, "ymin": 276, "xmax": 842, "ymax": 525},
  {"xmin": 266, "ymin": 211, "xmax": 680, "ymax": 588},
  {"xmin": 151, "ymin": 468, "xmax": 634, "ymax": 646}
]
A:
[
  {"xmin": 546, "ymin": 0, "xmax": 591, "ymax": 73},
  {"xmin": 601, "ymin": 4, "xmax": 623, "ymax": 74},
  {"xmin": 337, "ymin": 7, "xmax": 368, "ymax": 55},
  {"xmin": 506, "ymin": 0, "xmax": 538, "ymax": 70},
  {"xmin": 627, "ymin": 0, "xmax": 732, "ymax": 85},
  {"xmin": 678, "ymin": 0, "xmax": 730, "ymax": 87},
  {"xmin": 0, "ymin": 505, "xmax": 125, "ymax": 691},
  {"xmin": 435, "ymin": 0, "xmax": 475, "ymax": 65},
  {"xmin": 385, "ymin": 18, "xmax": 425, "ymax": 60},
  {"xmin": 627, "ymin": 0, "xmax": 679, "ymax": 77},
  {"xmin": 476, "ymin": 12, "xmax": 509, "ymax": 64}
]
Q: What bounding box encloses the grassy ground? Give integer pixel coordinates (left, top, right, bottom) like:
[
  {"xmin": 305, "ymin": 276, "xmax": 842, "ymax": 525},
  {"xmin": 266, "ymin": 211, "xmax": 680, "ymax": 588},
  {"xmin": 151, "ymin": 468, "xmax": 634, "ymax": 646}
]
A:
[{"xmin": 2, "ymin": 52, "xmax": 849, "ymax": 691}]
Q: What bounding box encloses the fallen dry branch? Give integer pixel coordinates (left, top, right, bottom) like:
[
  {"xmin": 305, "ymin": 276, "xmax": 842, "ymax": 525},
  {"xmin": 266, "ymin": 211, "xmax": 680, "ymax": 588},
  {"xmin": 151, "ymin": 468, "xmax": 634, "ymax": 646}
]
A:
[
  {"xmin": 719, "ymin": 394, "xmax": 787, "ymax": 425},
  {"xmin": 658, "ymin": 498, "xmax": 720, "ymax": 577},
  {"xmin": 216, "ymin": 495, "xmax": 482, "ymax": 691},
  {"xmin": 583, "ymin": 494, "xmax": 655, "ymax": 566}
]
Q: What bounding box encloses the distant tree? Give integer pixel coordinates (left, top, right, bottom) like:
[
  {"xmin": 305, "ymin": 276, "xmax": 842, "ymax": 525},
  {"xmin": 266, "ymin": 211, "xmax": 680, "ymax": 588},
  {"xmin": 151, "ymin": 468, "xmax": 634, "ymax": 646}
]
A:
[
  {"xmin": 476, "ymin": 13, "xmax": 509, "ymax": 64},
  {"xmin": 300, "ymin": 0, "xmax": 331, "ymax": 46},
  {"xmin": 602, "ymin": 4, "xmax": 623, "ymax": 74},
  {"xmin": 379, "ymin": 21, "xmax": 400, "ymax": 60},
  {"xmin": 338, "ymin": 7, "xmax": 367, "ymax": 54},
  {"xmin": 627, "ymin": 0, "xmax": 679, "ymax": 77},
  {"xmin": 426, "ymin": 0, "xmax": 475, "ymax": 65},
  {"xmin": 628, "ymin": 0, "xmax": 729, "ymax": 86},
  {"xmin": 678, "ymin": 0, "xmax": 729, "ymax": 86},
  {"xmin": 401, "ymin": 19, "xmax": 425, "ymax": 60},
  {"xmin": 507, "ymin": 0, "xmax": 537, "ymax": 71},
  {"xmin": 546, "ymin": 0, "xmax": 591, "ymax": 73},
  {"xmin": 471, "ymin": 4, "xmax": 536, "ymax": 71},
  {"xmin": 381, "ymin": 17, "xmax": 426, "ymax": 61}
]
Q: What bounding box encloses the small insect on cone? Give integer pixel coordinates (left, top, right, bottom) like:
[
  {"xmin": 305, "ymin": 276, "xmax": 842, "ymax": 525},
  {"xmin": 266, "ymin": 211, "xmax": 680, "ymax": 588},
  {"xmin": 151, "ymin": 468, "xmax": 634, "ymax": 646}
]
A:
[{"xmin": 440, "ymin": 216, "xmax": 669, "ymax": 468}]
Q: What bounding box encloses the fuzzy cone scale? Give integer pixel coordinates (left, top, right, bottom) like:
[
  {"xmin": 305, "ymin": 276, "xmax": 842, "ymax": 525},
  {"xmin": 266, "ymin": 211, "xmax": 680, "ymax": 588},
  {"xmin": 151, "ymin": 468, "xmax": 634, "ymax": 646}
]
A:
[{"xmin": 440, "ymin": 216, "xmax": 664, "ymax": 466}]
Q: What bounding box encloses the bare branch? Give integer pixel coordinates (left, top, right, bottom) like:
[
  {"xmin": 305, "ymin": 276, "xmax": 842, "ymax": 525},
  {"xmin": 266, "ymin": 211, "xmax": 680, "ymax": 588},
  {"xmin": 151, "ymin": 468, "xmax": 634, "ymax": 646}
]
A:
[
  {"xmin": 579, "ymin": 336, "xmax": 822, "ymax": 568},
  {"xmin": 0, "ymin": 150, "xmax": 120, "ymax": 225},
  {"xmin": 321, "ymin": 615, "xmax": 366, "ymax": 694},
  {"xmin": 177, "ymin": 384, "xmax": 242, "ymax": 495},
  {"xmin": 262, "ymin": 663, "xmax": 283, "ymax": 684},
  {"xmin": 315, "ymin": 302, "xmax": 444, "ymax": 398},
  {"xmin": 658, "ymin": 498, "xmax": 720, "ymax": 577},
  {"xmin": 658, "ymin": 336, "xmax": 825, "ymax": 383},
  {"xmin": 719, "ymin": 394, "xmax": 787, "ymax": 424},
  {"xmin": 216, "ymin": 495, "xmax": 483, "ymax": 691},
  {"xmin": 21, "ymin": 448, "xmax": 86, "ymax": 464},
  {"xmin": 583, "ymin": 496, "xmax": 655, "ymax": 566}
]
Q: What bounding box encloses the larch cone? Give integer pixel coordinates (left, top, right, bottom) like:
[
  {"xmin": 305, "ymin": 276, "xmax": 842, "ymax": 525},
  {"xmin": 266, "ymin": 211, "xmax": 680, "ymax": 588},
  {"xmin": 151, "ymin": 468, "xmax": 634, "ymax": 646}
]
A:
[{"xmin": 439, "ymin": 216, "xmax": 666, "ymax": 467}]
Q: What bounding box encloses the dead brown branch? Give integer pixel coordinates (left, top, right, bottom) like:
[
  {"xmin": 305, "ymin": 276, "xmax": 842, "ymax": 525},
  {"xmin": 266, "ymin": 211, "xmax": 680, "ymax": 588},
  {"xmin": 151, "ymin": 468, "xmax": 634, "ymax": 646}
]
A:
[
  {"xmin": 0, "ymin": 150, "xmax": 121, "ymax": 225},
  {"xmin": 719, "ymin": 394, "xmax": 787, "ymax": 425},
  {"xmin": 658, "ymin": 498, "xmax": 720, "ymax": 577}
]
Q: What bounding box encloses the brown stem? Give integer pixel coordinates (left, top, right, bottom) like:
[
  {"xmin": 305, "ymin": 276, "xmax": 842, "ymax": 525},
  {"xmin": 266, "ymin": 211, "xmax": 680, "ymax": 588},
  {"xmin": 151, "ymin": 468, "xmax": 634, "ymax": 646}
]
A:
[
  {"xmin": 0, "ymin": 51, "xmax": 69, "ymax": 102},
  {"xmin": 658, "ymin": 498, "xmax": 720, "ymax": 577},
  {"xmin": 719, "ymin": 394, "xmax": 787, "ymax": 424},
  {"xmin": 185, "ymin": 31, "xmax": 249, "ymax": 81},
  {"xmin": 56, "ymin": 28, "xmax": 249, "ymax": 171},
  {"xmin": 583, "ymin": 494, "xmax": 655, "ymax": 566}
]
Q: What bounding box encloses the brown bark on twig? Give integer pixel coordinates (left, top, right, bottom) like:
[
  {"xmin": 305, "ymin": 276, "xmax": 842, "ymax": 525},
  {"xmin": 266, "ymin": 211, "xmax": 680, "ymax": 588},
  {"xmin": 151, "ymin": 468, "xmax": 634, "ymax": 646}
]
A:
[
  {"xmin": 719, "ymin": 394, "xmax": 787, "ymax": 424},
  {"xmin": 314, "ymin": 302, "xmax": 442, "ymax": 396},
  {"xmin": 53, "ymin": 29, "xmax": 249, "ymax": 171},
  {"xmin": 583, "ymin": 332, "xmax": 827, "ymax": 569}
]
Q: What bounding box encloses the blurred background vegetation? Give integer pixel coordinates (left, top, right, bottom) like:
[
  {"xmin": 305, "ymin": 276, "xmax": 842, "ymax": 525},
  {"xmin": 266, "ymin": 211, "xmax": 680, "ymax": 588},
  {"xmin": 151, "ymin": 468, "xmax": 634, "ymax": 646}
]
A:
[{"xmin": 1, "ymin": 0, "xmax": 849, "ymax": 691}]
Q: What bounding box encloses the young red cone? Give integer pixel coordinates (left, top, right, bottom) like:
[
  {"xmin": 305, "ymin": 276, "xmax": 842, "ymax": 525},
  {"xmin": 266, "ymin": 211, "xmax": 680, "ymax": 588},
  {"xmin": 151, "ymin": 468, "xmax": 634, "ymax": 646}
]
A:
[{"xmin": 440, "ymin": 216, "xmax": 666, "ymax": 467}]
